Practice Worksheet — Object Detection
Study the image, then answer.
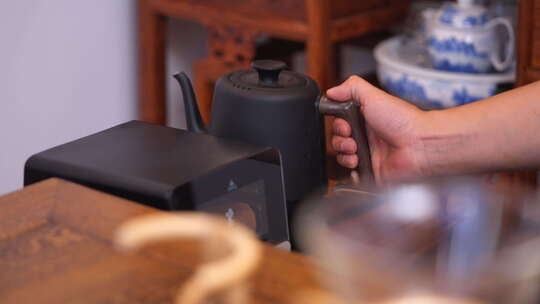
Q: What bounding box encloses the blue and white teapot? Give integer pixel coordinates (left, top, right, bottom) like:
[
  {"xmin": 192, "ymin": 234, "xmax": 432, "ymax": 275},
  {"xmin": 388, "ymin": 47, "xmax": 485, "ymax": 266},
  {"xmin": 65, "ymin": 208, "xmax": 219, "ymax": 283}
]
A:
[{"xmin": 425, "ymin": 0, "xmax": 514, "ymax": 73}]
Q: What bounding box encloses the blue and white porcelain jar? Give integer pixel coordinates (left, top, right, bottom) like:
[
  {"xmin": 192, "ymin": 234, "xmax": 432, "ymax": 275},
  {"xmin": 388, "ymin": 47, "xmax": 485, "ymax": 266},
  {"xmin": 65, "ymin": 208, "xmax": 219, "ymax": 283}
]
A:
[{"xmin": 425, "ymin": 0, "xmax": 514, "ymax": 73}]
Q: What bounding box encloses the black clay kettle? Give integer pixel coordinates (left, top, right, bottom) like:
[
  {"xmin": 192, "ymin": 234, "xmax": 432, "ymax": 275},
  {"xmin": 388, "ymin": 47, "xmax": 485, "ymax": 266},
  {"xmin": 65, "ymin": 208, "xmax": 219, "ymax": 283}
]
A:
[{"xmin": 174, "ymin": 60, "xmax": 372, "ymax": 204}]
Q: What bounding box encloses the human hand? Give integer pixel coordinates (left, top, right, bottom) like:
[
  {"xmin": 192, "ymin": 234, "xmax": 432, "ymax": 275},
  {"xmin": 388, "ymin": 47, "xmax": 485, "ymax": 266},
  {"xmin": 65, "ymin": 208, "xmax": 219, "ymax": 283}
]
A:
[{"xmin": 327, "ymin": 76, "xmax": 430, "ymax": 184}]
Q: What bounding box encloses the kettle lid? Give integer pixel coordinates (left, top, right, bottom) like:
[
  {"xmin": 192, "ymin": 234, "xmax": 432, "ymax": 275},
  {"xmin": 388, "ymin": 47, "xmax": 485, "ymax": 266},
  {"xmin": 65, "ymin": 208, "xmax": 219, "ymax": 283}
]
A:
[{"xmin": 228, "ymin": 60, "xmax": 309, "ymax": 90}]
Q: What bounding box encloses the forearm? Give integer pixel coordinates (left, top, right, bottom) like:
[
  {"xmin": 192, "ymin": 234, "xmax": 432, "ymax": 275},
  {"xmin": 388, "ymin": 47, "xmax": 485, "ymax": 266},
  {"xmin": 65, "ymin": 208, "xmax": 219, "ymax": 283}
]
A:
[{"xmin": 420, "ymin": 81, "xmax": 540, "ymax": 176}]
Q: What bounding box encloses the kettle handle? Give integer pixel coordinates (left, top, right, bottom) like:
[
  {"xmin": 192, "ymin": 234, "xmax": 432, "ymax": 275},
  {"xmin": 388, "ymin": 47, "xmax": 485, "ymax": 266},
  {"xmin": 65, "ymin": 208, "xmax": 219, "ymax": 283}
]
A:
[{"xmin": 318, "ymin": 96, "xmax": 374, "ymax": 185}]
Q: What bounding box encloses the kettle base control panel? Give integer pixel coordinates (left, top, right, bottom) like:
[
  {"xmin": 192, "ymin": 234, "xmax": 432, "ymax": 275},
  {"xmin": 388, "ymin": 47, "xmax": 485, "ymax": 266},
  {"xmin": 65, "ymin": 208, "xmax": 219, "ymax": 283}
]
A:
[{"xmin": 24, "ymin": 120, "xmax": 289, "ymax": 244}]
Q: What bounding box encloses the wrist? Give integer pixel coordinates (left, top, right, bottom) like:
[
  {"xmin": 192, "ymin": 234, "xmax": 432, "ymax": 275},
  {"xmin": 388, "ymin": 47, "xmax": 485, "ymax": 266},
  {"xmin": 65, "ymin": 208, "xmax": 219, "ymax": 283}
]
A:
[{"xmin": 414, "ymin": 109, "xmax": 475, "ymax": 177}]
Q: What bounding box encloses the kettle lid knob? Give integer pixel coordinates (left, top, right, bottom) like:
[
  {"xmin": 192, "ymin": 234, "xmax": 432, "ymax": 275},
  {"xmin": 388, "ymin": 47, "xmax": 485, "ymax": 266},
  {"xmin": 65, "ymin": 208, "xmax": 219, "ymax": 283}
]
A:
[{"xmin": 251, "ymin": 60, "xmax": 287, "ymax": 86}]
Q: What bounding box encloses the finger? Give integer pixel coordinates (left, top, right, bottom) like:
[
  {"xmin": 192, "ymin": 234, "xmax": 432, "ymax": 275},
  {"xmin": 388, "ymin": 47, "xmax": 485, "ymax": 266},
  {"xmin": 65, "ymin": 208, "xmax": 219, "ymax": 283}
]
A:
[
  {"xmin": 337, "ymin": 154, "xmax": 358, "ymax": 169},
  {"xmin": 332, "ymin": 136, "xmax": 357, "ymax": 154},
  {"xmin": 366, "ymin": 126, "xmax": 383, "ymax": 186},
  {"xmin": 332, "ymin": 118, "xmax": 352, "ymax": 137},
  {"xmin": 350, "ymin": 170, "xmax": 360, "ymax": 185},
  {"xmin": 326, "ymin": 75, "xmax": 375, "ymax": 103}
]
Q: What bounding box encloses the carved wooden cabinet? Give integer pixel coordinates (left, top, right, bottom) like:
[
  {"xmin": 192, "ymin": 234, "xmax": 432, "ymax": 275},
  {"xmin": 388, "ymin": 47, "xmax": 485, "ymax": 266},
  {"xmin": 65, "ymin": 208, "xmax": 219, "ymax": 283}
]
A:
[
  {"xmin": 517, "ymin": 0, "xmax": 540, "ymax": 85},
  {"xmin": 138, "ymin": 0, "xmax": 411, "ymax": 125}
]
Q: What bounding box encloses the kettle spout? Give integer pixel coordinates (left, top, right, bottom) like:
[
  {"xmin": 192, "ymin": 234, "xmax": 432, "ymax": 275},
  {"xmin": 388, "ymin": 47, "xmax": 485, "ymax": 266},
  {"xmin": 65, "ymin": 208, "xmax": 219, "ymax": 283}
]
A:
[{"xmin": 173, "ymin": 72, "xmax": 207, "ymax": 133}]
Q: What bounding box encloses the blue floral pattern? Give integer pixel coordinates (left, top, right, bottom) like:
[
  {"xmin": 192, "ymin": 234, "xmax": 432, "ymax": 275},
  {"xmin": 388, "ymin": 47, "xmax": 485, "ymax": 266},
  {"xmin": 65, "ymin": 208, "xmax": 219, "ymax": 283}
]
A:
[
  {"xmin": 382, "ymin": 75, "xmax": 491, "ymax": 109},
  {"xmin": 427, "ymin": 37, "xmax": 489, "ymax": 59},
  {"xmin": 463, "ymin": 13, "xmax": 488, "ymax": 27},
  {"xmin": 439, "ymin": 6, "xmax": 458, "ymax": 25},
  {"xmin": 452, "ymin": 87, "xmax": 484, "ymax": 105},
  {"xmin": 383, "ymin": 76, "xmax": 444, "ymax": 109},
  {"xmin": 433, "ymin": 58, "xmax": 482, "ymax": 73},
  {"xmin": 439, "ymin": 5, "xmax": 488, "ymax": 27}
]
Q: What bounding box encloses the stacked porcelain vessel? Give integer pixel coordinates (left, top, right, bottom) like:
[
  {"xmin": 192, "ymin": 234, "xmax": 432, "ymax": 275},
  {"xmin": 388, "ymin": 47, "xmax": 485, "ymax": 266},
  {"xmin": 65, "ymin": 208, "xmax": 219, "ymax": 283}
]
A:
[{"xmin": 374, "ymin": 0, "xmax": 515, "ymax": 109}]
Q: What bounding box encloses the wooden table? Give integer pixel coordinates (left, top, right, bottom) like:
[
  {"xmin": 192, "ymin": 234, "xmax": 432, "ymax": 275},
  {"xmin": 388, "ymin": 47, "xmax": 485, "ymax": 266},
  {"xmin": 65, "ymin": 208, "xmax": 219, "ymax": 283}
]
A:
[{"xmin": 0, "ymin": 178, "xmax": 326, "ymax": 304}]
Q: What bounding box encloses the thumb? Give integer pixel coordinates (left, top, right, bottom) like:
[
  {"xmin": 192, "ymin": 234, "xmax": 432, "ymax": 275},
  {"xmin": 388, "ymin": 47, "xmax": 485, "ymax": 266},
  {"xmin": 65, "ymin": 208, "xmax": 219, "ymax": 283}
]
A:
[
  {"xmin": 326, "ymin": 76, "xmax": 421, "ymax": 139},
  {"xmin": 326, "ymin": 76, "xmax": 382, "ymax": 103}
]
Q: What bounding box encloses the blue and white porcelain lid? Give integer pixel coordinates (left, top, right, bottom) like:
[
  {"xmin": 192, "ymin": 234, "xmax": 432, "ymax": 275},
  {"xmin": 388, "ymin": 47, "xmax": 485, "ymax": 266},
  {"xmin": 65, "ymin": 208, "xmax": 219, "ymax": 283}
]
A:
[{"xmin": 437, "ymin": 0, "xmax": 490, "ymax": 28}]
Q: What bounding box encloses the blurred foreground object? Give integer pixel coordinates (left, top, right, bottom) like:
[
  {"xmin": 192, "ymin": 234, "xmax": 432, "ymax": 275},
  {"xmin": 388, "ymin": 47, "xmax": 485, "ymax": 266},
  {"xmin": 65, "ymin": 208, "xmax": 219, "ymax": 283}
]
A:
[
  {"xmin": 115, "ymin": 212, "xmax": 262, "ymax": 304},
  {"xmin": 298, "ymin": 177, "xmax": 540, "ymax": 304}
]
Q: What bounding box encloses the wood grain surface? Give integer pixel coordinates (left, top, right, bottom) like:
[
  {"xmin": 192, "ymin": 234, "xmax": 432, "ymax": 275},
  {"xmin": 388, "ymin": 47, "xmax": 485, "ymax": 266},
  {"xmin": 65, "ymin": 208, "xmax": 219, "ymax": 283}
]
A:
[{"xmin": 0, "ymin": 178, "xmax": 326, "ymax": 304}]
